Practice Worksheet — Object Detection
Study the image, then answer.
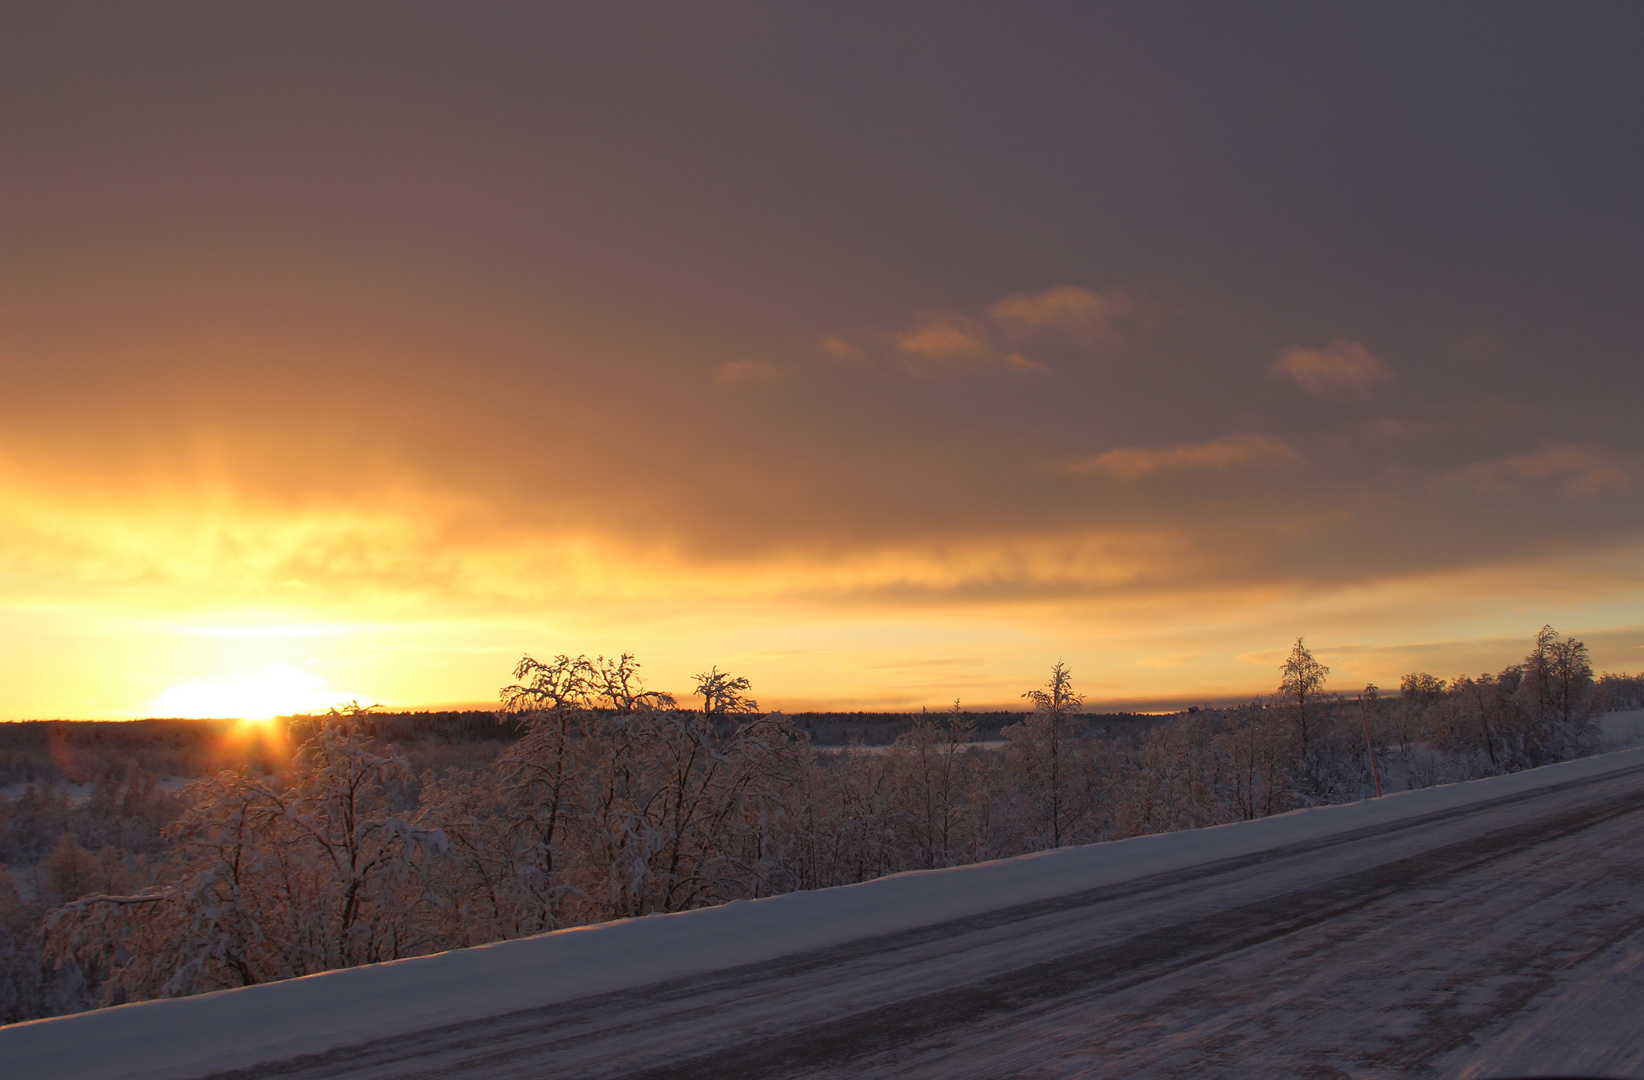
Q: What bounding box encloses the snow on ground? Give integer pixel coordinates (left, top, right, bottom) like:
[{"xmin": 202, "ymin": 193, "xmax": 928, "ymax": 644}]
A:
[
  {"xmin": 1598, "ymin": 707, "xmax": 1644, "ymax": 751},
  {"xmin": 6, "ymin": 738, "xmax": 1644, "ymax": 1080},
  {"xmin": 0, "ymin": 781, "xmax": 98, "ymax": 803},
  {"xmin": 813, "ymin": 738, "xmax": 1009, "ymax": 755},
  {"xmin": 0, "ymin": 776, "xmax": 195, "ymax": 803}
]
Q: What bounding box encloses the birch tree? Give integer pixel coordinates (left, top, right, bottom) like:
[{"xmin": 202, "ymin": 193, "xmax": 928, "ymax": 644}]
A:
[
  {"xmin": 1005, "ymin": 662, "xmax": 1086, "ymax": 848},
  {"xmin": 1279, "ymin": 638, "xmax": 1330, "ymax": 754}
]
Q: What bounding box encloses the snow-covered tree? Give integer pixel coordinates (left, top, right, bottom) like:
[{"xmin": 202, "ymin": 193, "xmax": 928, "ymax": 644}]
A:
[{"xmin": 1004, "ymin": 662, "xmax": 1089, "ymax": 849}]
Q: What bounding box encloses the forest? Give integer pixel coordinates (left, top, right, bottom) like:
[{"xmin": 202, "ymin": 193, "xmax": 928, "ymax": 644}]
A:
[{"xmin": 1, "ymin": 626, "xmax": 1638, "ymax": 1024}]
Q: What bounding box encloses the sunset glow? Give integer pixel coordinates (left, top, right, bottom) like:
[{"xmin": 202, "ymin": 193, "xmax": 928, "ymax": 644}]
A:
[
  {"xmin": 3, "ymin": 7, "xmax": 1642, "ymax": 720},
  {"xmin": 146, "ymin": 664, "xmax": 344, "ymax": 722}
]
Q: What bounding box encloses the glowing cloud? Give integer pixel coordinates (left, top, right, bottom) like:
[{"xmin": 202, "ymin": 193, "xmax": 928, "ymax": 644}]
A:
[
  {"xmin": 1136, "ymin": 653, "xmax": 1203, "ymax": 668},
  {"xmin": 713, "ymin": 359, "xmax": 782, "ymax": 385},
  {"xmin": 830, "ymin": 286, "xmax": 1127, "ymax": 378},
  {"xmin": 818, "ymin": 335, "xmax": 874, "ymax": 368},
  {"xmin": 1067, "ymin": 433, "xmax": 1297, "ymax": 481},
  {"xmin": 892, "ymin": 312, "xmax": 1045, "ymax": 376},
  {"xmin": 991, "ymin": 286, "xmax": 1132, "ymax": 347},
  {"xmin": 1272, "ymin": 339, "xmax": 1394, "ymax": 400},
  {"xmin": 1454, "ymin": 442, "xmax": 1628, "ymax": 498}
]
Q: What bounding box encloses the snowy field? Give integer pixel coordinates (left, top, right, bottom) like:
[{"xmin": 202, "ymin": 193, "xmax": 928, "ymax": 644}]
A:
[
  {"xmin": 0, "ymin": 775, "xmax": 196, "ymax": 803},
  {"xmin": 1598, "ymin": 707, "xmax": 1644, "ymax": 751},
  {"xmin": 5, "ymin": 723, "xmax": 1644, "ymax": 1079}
]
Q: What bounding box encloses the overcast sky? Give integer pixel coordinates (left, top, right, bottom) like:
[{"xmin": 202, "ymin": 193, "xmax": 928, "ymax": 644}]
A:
[{"xmin": 3, "ymin": 3, "xmax": 1642, "ymax": 717}]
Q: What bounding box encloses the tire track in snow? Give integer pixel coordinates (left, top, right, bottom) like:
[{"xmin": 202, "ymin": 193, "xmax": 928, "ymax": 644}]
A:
[{"xmin": 617, "ymin": 784, "xmax": 1644, "ymax": 1080}]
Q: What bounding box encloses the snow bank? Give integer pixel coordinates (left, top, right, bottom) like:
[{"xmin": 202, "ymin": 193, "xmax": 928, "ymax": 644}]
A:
[{"xmin": 7, "ymin": 740, "xmax": 1644, "ymax": 1080}]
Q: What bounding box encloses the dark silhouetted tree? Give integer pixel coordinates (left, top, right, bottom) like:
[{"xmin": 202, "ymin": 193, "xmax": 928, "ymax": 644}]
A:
[{"xmin": 693, "ymin": 667, "xmax": 758, "ymax": 716}]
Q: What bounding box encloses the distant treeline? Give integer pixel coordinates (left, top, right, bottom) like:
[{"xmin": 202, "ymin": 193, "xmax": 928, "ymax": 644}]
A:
[
  {"xmin": 787, "ymin": 710, "xmax": 1160, "ymax": 744},
  {"xmin": 0, "ymin": 719, "xmax": 253, "ymax": 788},
  {"xmin": 281, "ymin": 710, "xmax": 525, "ymax": 745},
  {"xmin": 0, "ymin": 709, "xmax": 1173, "ymax": 786},
  {"xmin": 289, "ymin": 707, "xmax": 1173, "ymax": 746}
]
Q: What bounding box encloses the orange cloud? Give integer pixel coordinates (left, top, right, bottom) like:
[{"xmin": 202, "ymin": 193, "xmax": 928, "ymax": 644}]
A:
[
  {"xmin": 1136, "ymin": 652, "xmax": 1203, "ymax": 668},
  {"xmin": 991, "ymin": 286, "xmax": 1132, "ymax": 347},
  {"xmin": 891, "ymin": 312, "xmax": 1045, "ymax": 375},
  {"xmin": 1271, "ymin": 339, "xmax": 1393, "ymax": 399},
  {"xmin": 1067, "ymin": 433, "xmax": 1298, "ymax": 481},
  {"xmin": 831, "ymin": 285, "xmax": 1129, "ymax": 378},
  {"xmin": 6, "ymin": 442, "xmax": 1644, "ymax": 719},
  {"xmin": 818, "ymin": 335, "xmax": 874, "ymax": 368},
  {"xmin": 0, "ymin": 455, "xmax": 1204, "ymax": 616},
  {"xmin": 713, "ymin": 359, "xmax": 782, "ymax": 385},
  {"xmin": 1454, "ymin": 442, "xmax": 1628, "ymax": 498}
]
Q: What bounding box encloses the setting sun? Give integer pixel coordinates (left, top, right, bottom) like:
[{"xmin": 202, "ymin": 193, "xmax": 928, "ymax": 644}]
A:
[{"xmin": 146, "ymin": 663, "xmax": 344, "ymax": 721}]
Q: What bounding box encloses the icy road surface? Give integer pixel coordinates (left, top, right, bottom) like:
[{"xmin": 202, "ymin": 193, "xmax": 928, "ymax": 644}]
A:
[{"xmin": 198, "ymin": 758, "xmax": 1644, "ymax": 1080}]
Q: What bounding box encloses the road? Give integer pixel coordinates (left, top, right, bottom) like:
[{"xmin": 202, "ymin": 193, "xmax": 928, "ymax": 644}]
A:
[{"xmin": 210, "ymin": 762, "xmax": 1644, "ymax": 1080}]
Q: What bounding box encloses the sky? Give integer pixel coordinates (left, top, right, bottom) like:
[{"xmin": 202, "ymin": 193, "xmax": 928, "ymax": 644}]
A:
[{"xmin": 3, "ymin": 3, "xmax": 1643, "ymax": 719}]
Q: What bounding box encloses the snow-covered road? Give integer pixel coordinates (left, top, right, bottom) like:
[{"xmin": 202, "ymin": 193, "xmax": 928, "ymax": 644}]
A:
[{"xmin": 204, "ymin": 757, "xmax": 1644, "ymax": 1079}]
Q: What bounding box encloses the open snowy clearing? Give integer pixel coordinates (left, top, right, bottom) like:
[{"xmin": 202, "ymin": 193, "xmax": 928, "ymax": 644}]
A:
[{"xmin": 6, "ymin": 726, "xmax": 1644, "ymax": 1079}]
